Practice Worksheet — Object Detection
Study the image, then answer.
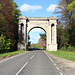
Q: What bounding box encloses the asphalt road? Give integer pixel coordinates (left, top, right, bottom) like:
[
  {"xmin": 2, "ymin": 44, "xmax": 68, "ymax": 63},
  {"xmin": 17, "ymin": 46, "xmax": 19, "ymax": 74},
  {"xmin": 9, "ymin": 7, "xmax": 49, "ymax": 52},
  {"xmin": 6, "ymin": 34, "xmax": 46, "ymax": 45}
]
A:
[{"xmin": 0, "ymin": 50, "xmax": 65, "ymax": 75}]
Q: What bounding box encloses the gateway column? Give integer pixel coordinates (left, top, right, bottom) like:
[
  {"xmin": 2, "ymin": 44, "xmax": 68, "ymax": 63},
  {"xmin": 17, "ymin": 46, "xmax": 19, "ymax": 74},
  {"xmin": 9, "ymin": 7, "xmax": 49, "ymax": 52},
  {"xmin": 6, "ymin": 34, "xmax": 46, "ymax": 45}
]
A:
[
  {"xmin": 24, "ymin": 19, "xmax": 27, "ymax": 50},
  {"xmin": 48, "ymin": 17, "xmax": 58, "ymax": 51},
  {"xmin": 18, "ymin": 16, "xmax": 27, "ymax": 50}
]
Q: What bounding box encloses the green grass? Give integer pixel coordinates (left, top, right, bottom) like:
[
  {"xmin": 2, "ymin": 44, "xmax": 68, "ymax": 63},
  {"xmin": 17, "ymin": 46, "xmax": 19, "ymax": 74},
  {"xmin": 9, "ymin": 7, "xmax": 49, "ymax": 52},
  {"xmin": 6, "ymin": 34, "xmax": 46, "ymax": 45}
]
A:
[
  {"xmin": 48, "ymin": 51, "xmax": 75, "ymax": 61},
  {"xmin": 0, "ymin": 50, "xmax": 27, "ymax": 58}
]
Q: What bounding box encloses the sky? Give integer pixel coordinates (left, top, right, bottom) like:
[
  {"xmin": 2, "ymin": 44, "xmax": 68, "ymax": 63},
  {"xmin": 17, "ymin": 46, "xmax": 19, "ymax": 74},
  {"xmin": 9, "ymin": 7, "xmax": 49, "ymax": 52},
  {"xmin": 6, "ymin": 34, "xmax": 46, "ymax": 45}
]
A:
[
  {"xmin": 14, "ymin": 0, "xmax": 59, "ymax": 44},
  {"xmin": 29, "ymin": 28, "xmax": 45, "ymax": 44}
]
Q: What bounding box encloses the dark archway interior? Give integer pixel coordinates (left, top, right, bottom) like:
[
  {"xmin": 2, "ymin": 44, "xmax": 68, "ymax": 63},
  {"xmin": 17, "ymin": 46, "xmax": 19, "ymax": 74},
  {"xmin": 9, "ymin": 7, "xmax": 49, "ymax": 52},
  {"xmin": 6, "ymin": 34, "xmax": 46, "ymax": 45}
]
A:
[
  {"xmin": 51, "ymin": 23, "xmax": 55, "ymax": 44},
  {"xmin": 20, "ymin": 23, "xmax": 24, "ymax": 43}
]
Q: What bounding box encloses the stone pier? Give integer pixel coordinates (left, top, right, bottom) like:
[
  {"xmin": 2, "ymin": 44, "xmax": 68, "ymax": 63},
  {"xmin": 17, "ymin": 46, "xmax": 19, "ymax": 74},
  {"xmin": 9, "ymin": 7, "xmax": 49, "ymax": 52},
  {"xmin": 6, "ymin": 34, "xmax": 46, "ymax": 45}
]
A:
[{"xmin": 17, "ymin": 16, "xmax": 58, "ymax": 51}]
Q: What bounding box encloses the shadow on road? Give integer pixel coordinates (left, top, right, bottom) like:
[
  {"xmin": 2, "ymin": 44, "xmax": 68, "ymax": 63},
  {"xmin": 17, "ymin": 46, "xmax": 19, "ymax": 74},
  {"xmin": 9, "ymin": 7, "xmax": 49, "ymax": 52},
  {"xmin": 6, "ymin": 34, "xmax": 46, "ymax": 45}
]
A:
[{"xmin": 28, "ymin": 48, "xmax": 45, "ymax": 51}]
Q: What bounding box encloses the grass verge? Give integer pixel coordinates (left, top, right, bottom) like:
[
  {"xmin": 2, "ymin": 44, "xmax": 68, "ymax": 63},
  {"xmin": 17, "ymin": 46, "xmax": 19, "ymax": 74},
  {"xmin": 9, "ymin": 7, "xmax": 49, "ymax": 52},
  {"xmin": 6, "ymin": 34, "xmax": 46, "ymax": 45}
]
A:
[
  {"xmin": 0, "ymin": 50, "xmax": 27, "ymax": 59},
  {"xmin": 48, "ymin": 51, "xmax": 75, "ymax": 61}
]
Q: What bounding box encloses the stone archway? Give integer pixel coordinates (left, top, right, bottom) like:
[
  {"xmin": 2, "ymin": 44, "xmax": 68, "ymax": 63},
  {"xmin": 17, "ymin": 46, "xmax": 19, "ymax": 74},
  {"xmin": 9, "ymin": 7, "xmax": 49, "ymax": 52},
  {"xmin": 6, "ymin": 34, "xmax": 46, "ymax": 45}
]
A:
[{"xmin": 17, "ymin": 16, "xmax": 58, "ymax": 51}]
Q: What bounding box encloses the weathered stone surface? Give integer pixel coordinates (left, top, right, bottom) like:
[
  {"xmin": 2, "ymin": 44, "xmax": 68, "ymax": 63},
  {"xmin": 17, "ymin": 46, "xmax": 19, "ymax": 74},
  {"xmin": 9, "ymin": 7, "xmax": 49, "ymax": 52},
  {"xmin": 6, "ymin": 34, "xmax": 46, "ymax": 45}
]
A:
[{"xmin": 17, "ymin": 16, "xmax": 58, "ymax": 51}]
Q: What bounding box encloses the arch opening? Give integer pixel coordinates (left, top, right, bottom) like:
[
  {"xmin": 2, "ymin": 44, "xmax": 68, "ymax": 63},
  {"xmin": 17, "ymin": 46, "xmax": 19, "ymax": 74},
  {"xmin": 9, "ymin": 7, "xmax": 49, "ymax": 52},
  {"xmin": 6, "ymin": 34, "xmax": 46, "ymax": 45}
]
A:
[{"xmin": 28, "ymin": 27, "xmax": 47, "ymax": 50}]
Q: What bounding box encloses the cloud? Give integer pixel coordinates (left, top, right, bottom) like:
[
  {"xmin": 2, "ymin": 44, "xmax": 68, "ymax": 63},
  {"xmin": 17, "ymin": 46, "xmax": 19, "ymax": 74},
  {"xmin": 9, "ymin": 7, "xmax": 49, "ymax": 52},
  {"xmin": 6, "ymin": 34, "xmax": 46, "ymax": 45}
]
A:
[
  {"xmin": 20, "ymin": 4, "xmax": 42, "ymax": 12},
  {"xmin": 47, "ymin": 4, "xmax": 57, "ymax": 12},
  {"xmin": 29, "ymin": 35, "xmax": 40, "ymax": 44},
  {"xmin": 30, "ymin": 34, "xmax": 40, "ymax": 40}
]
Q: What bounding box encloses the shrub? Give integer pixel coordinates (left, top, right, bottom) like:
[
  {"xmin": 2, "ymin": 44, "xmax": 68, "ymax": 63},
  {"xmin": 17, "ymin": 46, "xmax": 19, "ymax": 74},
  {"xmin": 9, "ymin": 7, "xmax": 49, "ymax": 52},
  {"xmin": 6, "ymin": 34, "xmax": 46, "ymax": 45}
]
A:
[
  {"xmin": 61, "ymin": 46, "xmax": 67, "ymax": 51},
  {"xmin": 0, "ymin": 34, "xmax": 14, "ymax": 53},
  {"xmin": 67, "ymin": 45, "xmax": 75, "ymax": 52},
  {"xmin": 61, "ymin": 45, "xmax": 75, "ymax": 52}
]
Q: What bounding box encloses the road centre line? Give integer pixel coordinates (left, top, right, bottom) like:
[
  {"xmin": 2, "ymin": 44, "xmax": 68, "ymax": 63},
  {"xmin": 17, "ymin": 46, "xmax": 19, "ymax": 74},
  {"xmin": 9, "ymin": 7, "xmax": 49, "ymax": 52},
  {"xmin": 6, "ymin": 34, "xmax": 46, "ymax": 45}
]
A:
[
  {"xmin": 30, "ymin": 56, "xmax": 33, "ymax": 59},
  {"xmin": 54, "ymin": 63, "xmax": 56, "ymax": 66},
  {"xmin": 30, "ymin": 55, "xmax": 34, "ymax": 59},
  {"xmin": 60, "ymin": 72, "xmax": 63, "ymax": 75},
  {"xmin": 16, "ymin": 62, "xmax": 28, "ymax": 75},
  {"xmin": 16, "ymin": 52, "xmax": 36, "ymax": 75},
  {"xmin": 56, "ymin": 67, "xmax": 59, "ymax": 70},
  {"xmin": 30, "ymin": 52, "xmax": 37, "ymax": 60}
]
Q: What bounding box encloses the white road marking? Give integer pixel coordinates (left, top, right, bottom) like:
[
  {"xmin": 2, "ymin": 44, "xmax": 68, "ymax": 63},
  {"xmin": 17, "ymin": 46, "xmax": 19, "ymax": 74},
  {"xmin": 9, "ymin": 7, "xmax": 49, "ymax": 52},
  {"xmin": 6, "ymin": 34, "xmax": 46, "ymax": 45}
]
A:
[
  {"xmin": 30, "ymin": 52, "xmax": 37, "ymax": 60},
  {"xmin": 16, "ymin": 62, "xmax": 28, "ymax": 75},
  {"xmin": 44, "ymin": 51, "xmax": 54, "ymax": 63},
  {"xmin": 56, "ymin": 67, "xmax": 59, "ymax": 70},
  {"xmin": 43, "ymin": 51, "xmax": 64, "ymax": 75},
  {"xmin": 32, "ymin": 55, "xmax": 34, "ymax": 57},
  {"xmin": 30, "ymin": 55, "xmax": 34, "ymax": 59},
  {"xmin": 30, "ymin": 57, "xmax": 33, "ymax": 59},
  {"xmin": 16, "ymin": 52, "xmax": 36, "ymax": 75},
  {"xmin": 49, "ymin": 57, "xmax": 54, "ymax": 62},
  {"xmin": 54, "ymin": 63, "xmax": 56, "ymax": 66},
  {"xmin": 60, "ymin": 72, "xmax": 63, "ymax": 75}
]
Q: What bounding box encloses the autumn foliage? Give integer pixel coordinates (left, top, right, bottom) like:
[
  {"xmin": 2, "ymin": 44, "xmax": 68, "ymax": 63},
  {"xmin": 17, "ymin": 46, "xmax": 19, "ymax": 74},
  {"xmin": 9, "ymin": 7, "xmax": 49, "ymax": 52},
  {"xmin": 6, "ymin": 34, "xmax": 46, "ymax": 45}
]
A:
[{"xmin": 0, "ymin": 0, "xmax": 21, "ymax": 52}]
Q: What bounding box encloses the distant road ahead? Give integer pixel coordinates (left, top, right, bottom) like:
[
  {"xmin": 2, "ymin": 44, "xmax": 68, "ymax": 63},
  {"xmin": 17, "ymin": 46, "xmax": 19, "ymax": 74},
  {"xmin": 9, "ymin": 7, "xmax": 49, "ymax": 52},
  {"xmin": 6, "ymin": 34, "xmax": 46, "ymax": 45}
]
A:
[{"xmin": 0, "ymin": 50, "xmax": 65, "ymax": 75}]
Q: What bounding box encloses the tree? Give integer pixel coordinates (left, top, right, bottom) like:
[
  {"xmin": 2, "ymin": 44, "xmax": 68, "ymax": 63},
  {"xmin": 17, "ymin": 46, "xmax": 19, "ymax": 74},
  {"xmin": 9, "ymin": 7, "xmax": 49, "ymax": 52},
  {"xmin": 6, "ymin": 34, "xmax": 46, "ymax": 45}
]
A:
[
  {"xmin": 40, "ymin": 33, "xmax": 46, "ymax": 42},
  {"xmin": 57, "ymin": 21, "xmax": 64, "ymax": 49},
  {"xmin": 39, "ymin": 33, "xmax": 46, "ymax": 48},
  {"xmin": 0, "ymin": 0, "xmax": 21, "ymax": 51},
  {"xmin": 11, "ymin": 0, "xmax": 21, "ymax": 50},
  {"xmin": 67, "ymin": 0, "xmax": 75, "ymax": 46},
  {"xmin": 67, "ymin": 0, "xmax": 75, "ymax": 20},
  {"xmin": 55, "ymin": 0, "xmax": 75, "ymax": 48}
]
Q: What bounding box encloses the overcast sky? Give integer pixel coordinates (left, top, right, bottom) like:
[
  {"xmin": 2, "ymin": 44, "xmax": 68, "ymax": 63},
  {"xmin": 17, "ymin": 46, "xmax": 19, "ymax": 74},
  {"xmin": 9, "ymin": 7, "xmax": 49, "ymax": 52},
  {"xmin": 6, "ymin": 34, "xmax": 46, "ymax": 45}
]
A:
[{"xmin": 14, "ymin": 0, "xmax": 59, "ymax": 44}]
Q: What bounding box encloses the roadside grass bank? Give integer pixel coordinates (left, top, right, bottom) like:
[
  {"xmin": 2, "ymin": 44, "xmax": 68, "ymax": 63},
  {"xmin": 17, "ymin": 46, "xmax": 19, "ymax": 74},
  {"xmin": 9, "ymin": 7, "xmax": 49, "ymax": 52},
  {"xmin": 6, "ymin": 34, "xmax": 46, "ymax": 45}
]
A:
[
  {"xmin": 47, "ymin": 51, "xmax": 75, "ymax": 61},
  {"xmin": 0, "ymin": 50, "xmax": 27, "ymax": 60}
]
